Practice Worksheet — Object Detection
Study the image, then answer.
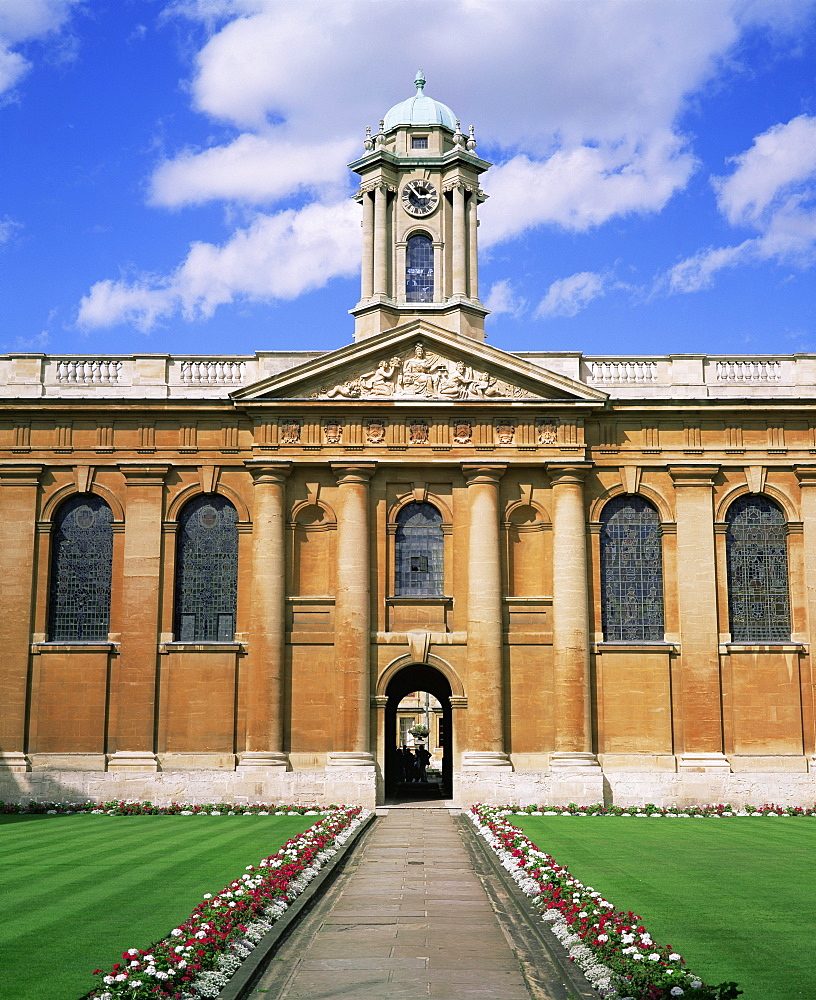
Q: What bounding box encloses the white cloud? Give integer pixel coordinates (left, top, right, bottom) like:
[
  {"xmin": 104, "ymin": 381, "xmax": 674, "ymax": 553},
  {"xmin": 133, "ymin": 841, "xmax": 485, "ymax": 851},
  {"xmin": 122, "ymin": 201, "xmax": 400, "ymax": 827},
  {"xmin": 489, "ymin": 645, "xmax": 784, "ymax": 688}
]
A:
[
  {"xmin": 0, "ymin": 216, "xmax": 22, "ymax": 245},
  {"xmin": 77, "ymin": 200, "xmax": 360, "ymax": 330},
  {"xmin": 0, "ymin": 0, "xmax": 79, "ymax": 97},
  {"xmin": 481, "ymin": 131, "xmax": 696, "ymax": 245},
  {"xmin": 484, "ymin": 279, "xmax": 526, "ymax": 320},
  {"xmin": 667, "ymin": 115, "xmax": 816, "ymax": 293},
  {"xmin": 535, "ymin": 272, "xmax": 606, "ymax": 319},
  {"xmin": 150, "ymin": 134, "xmax": 357, "ymax": 207}
]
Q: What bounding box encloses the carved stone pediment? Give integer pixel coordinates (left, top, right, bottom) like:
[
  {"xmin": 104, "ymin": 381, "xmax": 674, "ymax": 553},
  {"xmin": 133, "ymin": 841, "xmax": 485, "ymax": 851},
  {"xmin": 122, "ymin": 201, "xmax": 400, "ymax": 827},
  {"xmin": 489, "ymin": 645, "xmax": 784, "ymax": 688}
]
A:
[
  {"xmin": 231, "ymin": 321, "xmax": 608, "ymax": 404},
  {"xmin": 306, "ymin": 341, "xmax": 533, "ymax": 401}
]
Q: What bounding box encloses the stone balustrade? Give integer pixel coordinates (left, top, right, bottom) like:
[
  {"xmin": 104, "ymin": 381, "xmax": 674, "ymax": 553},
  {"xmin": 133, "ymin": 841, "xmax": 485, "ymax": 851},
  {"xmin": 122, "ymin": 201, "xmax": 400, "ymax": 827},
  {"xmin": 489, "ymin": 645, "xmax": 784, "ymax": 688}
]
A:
[{"xmin": 0, "ymin": 349, "xmax": 813, "ymax": 399}]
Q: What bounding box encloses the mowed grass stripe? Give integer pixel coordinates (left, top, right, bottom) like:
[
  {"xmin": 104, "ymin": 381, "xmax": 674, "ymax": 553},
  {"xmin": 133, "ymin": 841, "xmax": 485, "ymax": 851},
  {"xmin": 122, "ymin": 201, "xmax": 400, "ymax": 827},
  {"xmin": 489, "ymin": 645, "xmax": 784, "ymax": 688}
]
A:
[
  {"xmin": 512, "ymin": 816, "xmax": 816, "ymax": 1000},
  {"xmin": 0, "ymin": 814, "xmax": 316, "ymax": 1000}
]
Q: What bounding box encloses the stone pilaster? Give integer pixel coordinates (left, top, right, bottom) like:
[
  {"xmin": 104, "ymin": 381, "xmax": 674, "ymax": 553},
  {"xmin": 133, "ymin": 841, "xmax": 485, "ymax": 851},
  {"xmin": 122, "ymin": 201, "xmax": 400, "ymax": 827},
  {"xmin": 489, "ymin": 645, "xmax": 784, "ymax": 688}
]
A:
[
  {"xmin": 549, "ymin": 465, "xmax": 598, "ymax": 770},
  {"xmin": 796, "ymin": 467, "xmax": 816, "ymax": 759},
  {"xmin": 108, "ymin": 464, "xmax": 168, "ymax": 771},
  {"xmin": 373, "ymin": 185, "xmax": 388, "ymax": 297},
  {"xmin": 360, "ymin": 189, "xmax": 374, "ymax": 300},
  {"xmin": 239, "ymin": 460, "xmax": 292, "ymax": 770},
  {"xmin": 0, "ymin": 465, "xmax": 42, "ymax": 771},
  {"xmin": 329, "ymin": 463, "xmax": 376, "ymax": 767},
  {"xmin": 452, "ymin": 183, "xmax": 467, "ymax": 298},
  {"xmin": 669, "ymin": 466, "xmax": 729, "ymax": 770},
  {"xmin": 468, "ymin": 193, "xmax": 479, "ymax": 300},
  {"xmin": 461, "ymin": 463, "xmax": 511, "ymax": 769}
]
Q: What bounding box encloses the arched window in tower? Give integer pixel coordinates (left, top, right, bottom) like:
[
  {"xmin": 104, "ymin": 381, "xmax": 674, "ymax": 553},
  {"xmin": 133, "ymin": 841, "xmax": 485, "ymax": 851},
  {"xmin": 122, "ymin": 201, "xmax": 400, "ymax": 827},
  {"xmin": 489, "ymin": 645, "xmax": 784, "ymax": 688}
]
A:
[
  {"xmin": 48, "ymin": 493, "xmax": 113, "ymax": 642},
  {"xmin": 600, "ymin": 495, "xmax": 664, "ymax": 641},
  {"xmin": 405, "ymin": 234, "xmax": 434, "ymax": 303},
  {"xmin": 395, "ymin": 502, "xmax": 443, "ymax": 596},
  {"xmin": 726, "ymin": 494, "xmax": 790, "ymax": 641},
  {"xmin": 174, "ymin": 494, "xmax": 239, "ymax": 642}
]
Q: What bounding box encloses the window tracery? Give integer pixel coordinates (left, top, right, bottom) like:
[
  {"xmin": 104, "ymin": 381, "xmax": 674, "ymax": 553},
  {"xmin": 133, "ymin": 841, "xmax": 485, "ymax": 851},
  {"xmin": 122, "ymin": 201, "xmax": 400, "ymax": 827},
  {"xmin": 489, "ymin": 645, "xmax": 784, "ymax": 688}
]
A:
[
  {"xmin": 726, "ymin": 494, "xmax": 790, "ymax": 641},
  {"xmin": 406, "ymin": 234, "xmax": 433, "ymax": 302},
  {"xmin": 394, "ymin": 502, "xmax": 443, "ymax": 596},
  {"xmin": 600, "ymin": 495, "xmax": 664, "ymax": 641},
  {"xmin": 48, "ymin": 493, "xmax": 113, "ymax": 642},
  {"xmin": 174, "ymin": 494, "xmax": 239, "ymax": 642}
]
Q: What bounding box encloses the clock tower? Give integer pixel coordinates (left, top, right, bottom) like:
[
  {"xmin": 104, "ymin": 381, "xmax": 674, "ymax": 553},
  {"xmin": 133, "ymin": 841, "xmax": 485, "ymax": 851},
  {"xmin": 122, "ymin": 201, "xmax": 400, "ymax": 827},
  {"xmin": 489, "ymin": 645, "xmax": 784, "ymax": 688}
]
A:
[{"xmin": 349, "ymin": 71, "xmax": 491, "ymax": 342}]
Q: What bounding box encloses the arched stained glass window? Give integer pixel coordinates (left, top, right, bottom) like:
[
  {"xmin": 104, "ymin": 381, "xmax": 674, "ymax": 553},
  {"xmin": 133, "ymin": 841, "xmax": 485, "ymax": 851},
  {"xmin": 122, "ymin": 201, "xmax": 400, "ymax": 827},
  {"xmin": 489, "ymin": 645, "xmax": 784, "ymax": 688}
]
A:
[
  {"xmin": 726, "ymin": 494, "xmax": 790, "ymax": 641},
  {"xmin": 405, "ymin": 234, "xmax": 434, "ymax": 303},
  {"xmin": 48, "ymin": 493, "xmax": 113, "ymax": 642},
  {"xmin": 600, "ymin": 495, "xmax": 664, "ymax": 641},
  {"xmin": 395, "ymin": 502, "xmax": 443, "ymax": 596},
  {"xmin": 174, "ymin": 495, "xmax": 238, "ymax": 642}
]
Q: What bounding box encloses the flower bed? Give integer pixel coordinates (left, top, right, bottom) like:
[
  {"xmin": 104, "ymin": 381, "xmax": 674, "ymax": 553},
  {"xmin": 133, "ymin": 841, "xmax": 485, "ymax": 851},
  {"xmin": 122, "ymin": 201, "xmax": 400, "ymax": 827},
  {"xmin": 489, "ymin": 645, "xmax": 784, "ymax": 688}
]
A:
[
  {"xmin": 499, "ymin": 801, "xmax": 816, "ymax": 817},
  {"xmin": 0, "ymin": 800, "xmax": 329, "ymax": 816},
  {"xmin": 79, "ymin": 804, "xmax": 368, "ymax": 1000},
  {"xmin": 469, "ymin": 805, "xmax": 742, "ymax": 1000}
]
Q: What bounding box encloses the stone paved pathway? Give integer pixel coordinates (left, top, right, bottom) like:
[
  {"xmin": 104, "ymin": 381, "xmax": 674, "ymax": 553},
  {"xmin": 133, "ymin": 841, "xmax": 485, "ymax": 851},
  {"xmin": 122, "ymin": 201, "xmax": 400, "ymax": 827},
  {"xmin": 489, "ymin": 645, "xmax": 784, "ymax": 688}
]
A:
[{"xmin": 248, "ymin": 808, "xmax": 538, "ymax": 999}]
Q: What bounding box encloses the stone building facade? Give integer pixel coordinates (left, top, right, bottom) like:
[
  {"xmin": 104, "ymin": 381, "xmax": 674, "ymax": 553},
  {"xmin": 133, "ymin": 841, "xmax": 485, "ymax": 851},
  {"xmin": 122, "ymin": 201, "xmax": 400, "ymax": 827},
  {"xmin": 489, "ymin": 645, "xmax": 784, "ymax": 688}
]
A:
[{"xmin": 1, "ymin": 76, "xmax": 815, "ymax": 808}]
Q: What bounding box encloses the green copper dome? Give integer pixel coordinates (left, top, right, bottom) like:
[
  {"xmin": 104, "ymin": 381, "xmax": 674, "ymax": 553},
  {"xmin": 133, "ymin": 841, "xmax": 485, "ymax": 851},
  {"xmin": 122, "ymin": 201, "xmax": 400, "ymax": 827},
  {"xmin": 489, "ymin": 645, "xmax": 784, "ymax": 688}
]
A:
[{"xmin": 382, "ymin": 70, "xmax": 457, "ymax": 131}]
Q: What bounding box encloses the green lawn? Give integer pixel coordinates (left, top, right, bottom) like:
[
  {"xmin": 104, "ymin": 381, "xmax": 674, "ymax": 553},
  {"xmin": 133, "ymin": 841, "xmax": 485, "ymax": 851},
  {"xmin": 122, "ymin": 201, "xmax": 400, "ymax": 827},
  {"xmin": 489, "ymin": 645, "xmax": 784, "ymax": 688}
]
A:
[
  {"xmin": 0, "ymin": 813, "xmax": 317, "ymax": 1000},
  {"xmin": 511, "ymin": 816, "xmax": 816, "ymax": 1000}
]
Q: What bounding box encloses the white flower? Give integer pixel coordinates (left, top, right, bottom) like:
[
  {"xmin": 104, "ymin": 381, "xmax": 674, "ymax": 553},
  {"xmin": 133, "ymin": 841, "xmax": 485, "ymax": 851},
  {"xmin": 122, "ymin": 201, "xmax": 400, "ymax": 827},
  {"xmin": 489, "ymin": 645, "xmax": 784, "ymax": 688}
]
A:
[
  {"xmin": 171, "ymin": 928, "xmax": 183, "ymax": 937},
  {"xmin": 115, "ymin": 974, "xmax": 127, "ymax": 982},
  {"xmin": 129, "ymin": 960, "xmax": 140, "ymax": 967},
  {"xmin": 103, "ymin": 977, "xmax": 114, "ymax": 985},
  {"xmin": 195, "ymin": 930, "xmax": 207, "ymax": 939},
  {"xmin": 691, "ymin": 982, "xmax": 703, "ymax": 989},
  {"xmin": 127, "ymin": 949, "xmax": 138, "ymax": 956},
  {"xmin": 648, "ymin": 952, "xmax": 661, "ymax": 961},
  {"xmin": 203, "ymin": 893, "xmax": 212, "ymax": 899},
  {"xmin": 597, "ymin": 934, "xmax": 609, "ymax": 942},
  {"xmin": 671, "ymin": 990, "xmax": 685, "ymax": 997},
  {"xmin": 669, "ymin": 952, "xmax": 682, "ymax": 961},
  {"xmin": 631, "ymin": 953, "xmax": 643, "ymax": 961}
]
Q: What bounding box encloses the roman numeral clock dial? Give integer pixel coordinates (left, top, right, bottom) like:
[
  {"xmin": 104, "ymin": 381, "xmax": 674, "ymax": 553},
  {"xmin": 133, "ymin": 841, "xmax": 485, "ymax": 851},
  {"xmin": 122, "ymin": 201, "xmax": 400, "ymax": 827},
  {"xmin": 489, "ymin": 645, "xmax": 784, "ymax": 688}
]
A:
[{"xmin": 402, "ymin": 179, "xmax": 439, "ymax": 217}]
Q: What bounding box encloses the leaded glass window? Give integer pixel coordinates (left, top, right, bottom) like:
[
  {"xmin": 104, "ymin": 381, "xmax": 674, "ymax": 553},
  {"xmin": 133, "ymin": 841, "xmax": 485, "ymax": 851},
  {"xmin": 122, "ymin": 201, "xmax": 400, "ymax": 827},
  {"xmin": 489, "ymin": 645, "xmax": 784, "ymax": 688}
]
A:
[
  {"xmin": 726, "ymin": 495, "xmax": 790, "ymax": 641},
  {"xmin": 395, "ymin": 502, "xmax": 443, "ymax": 596},
  {"xmin": 174, "ymin": 495, "xmax": 238, "ymax": 642},
  {"xmin": 600, "ymin": 495, "xmax": 664, "ymax": 641},
  {"xmin": 406, "ymin": 234, "xmax": 434, "ymax": 303},
  {"xmin": 48, "ymin": 493, "xmax": 113, "ymax": 642}
]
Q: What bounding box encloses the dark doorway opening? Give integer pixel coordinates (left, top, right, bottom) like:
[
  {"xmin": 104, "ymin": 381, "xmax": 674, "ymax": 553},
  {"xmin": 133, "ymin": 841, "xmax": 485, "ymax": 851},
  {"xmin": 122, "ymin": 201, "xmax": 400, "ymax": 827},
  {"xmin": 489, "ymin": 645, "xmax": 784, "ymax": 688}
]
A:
[{"xmin": 384, "ymin": 664, "xmax": 452, "ymax": 801}]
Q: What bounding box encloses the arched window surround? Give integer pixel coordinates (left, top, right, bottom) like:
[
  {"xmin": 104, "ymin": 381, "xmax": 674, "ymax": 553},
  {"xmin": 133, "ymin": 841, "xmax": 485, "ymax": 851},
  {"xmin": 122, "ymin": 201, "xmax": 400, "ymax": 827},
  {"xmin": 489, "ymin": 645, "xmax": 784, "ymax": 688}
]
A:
[
  {"xmin": 723, "ymin": 493, "xmax": 792, "ymax": 643},
  {"xmin": 47, "ymin": 492, "xmax": 114, "ymax": 643},
  {"xmin": 599, "ymin": 494, "xmax": 666, "ymax": 642}
]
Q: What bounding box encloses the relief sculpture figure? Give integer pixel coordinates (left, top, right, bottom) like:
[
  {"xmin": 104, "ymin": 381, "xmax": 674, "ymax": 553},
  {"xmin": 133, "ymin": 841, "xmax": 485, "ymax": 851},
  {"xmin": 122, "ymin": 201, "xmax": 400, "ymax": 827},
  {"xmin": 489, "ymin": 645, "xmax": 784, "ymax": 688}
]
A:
[
  {"xmin": 400, "ymin": 343, "xmax": 446, "ymax": 396},
  {"xmin": 359, "ymin": 357, "xmax": 402, "ymax": 395}
]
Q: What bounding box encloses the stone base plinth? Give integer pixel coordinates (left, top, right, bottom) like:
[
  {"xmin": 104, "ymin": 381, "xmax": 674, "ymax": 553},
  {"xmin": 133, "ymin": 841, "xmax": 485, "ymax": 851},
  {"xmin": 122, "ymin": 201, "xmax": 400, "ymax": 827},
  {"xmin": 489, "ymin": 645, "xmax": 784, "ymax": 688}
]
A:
[
  {"xmin": 454, "ymin": 768, "xmax": 603, "ymax": 807},
  {"xmin": 326, "ymin": 752, "xmax": 376, "ymax": 768},
  {"xmin": 548, "ymin": 752, "xmax": 602, "ymax": 771},
  {"xmin": 604, "ymin": 770, "xmax": 816, "ymax": 808},
  {"xmin": 236, "ymin": 752, "xmax": 288, "ymax": 771},
  {"xmin": 106, "ymin": 751, "xmax": 159, "ymax": 772},
  {"xmin": 460, "ymin": 751, "xmax": 513, "ymax": 770},
  {"xmin": 0, "ymin": 752, "xmax": 29, "ymax": 772},
  {"xmin": 677, "ymin": 752, "xmax": 731, "ymax": 773}
]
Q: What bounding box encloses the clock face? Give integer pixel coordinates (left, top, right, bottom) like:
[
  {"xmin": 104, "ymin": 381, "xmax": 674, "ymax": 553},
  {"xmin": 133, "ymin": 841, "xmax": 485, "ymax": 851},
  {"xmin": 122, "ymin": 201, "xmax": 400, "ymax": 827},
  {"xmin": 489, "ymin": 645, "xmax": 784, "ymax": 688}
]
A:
[{"xmin": 402, "ymin": 179, "xmax": 439, "ymax": 217}]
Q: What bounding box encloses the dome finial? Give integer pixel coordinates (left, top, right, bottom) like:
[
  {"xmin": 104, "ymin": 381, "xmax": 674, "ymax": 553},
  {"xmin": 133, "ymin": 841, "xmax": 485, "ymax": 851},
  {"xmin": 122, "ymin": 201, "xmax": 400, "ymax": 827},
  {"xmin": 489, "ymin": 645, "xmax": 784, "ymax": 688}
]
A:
[{"xmin": 414, "ymin": 69, "xmax": 426, "ymax": 93}]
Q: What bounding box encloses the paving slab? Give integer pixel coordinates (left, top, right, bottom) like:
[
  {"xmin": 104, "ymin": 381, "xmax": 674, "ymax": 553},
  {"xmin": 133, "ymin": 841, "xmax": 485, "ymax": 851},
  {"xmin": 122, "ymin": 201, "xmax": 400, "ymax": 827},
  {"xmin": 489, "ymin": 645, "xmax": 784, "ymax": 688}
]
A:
[{"xmin": 246, "ymin": 808, "xmax": 590, "ymax": 1000}]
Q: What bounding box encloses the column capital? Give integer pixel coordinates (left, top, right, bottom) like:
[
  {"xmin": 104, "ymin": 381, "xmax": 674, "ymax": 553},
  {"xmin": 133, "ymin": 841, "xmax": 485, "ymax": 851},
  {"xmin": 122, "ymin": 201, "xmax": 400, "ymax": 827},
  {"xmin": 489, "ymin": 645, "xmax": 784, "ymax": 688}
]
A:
[
  {"xmin": 118, "ymin": 463, "xmax": 170, "ymax": 486},
  {"xmin": 0, "ymin": 464, "xmax": 43, "ymax": 487},
  {"xmin": 461, "ymin": 462, "xmax": 506, "ymax": 485},
  {"xmin": 795, "ymin": 465, "xmax": 816, "ymax": 487},
  {"xmin": 245, "ymin": 458, "xmax": 292, "ymax": 485},
  {"xmin": 547, "ymin": 463, "xmax": 591, "ymax": 487},
  {"xmin": 668, "ymin": 465, "xmax": 719, "ymax": 487},
  {"xmin": 331, "ymin": 462, "xmax": 377, "ymax": 486}
]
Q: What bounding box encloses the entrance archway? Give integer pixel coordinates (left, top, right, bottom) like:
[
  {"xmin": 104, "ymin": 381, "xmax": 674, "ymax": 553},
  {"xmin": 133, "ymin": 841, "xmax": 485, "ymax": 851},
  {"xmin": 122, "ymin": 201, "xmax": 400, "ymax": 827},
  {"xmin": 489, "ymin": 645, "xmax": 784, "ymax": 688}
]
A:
[{"xmin": 384, "ymin": 663, "xmax": 453, "ymax": 799}]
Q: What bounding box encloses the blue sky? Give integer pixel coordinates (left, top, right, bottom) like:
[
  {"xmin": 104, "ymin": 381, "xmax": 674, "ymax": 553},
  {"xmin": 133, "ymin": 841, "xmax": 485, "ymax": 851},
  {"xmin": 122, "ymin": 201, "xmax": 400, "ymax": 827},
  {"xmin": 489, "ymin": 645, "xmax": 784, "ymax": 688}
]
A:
[{"xmin": 1, "ymin": 0, "xmax": 814, "ymax": 360}]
